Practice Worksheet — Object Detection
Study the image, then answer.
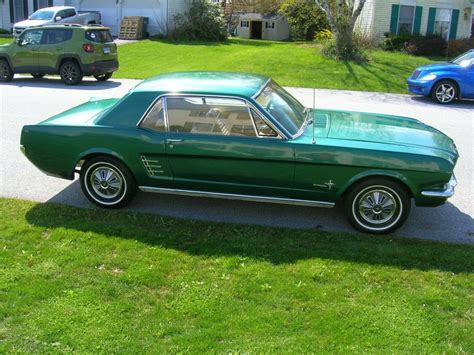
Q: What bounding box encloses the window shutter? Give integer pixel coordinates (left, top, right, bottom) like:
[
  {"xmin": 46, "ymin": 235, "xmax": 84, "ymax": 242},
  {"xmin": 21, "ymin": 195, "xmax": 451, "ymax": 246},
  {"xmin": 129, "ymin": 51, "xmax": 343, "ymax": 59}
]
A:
[
  {"xmin": 9, "ymin": 0, "xmax": 14, "ymax": 23},
  {"xmin": 427, "ymin": 8, "xmax": 436, "ymax": 34},
  {"xmin": 449, "ymin": 9, "xmax": 460, "ymax": 40},
  {"xmin": 23, "ymin": 0, "xmax": 29, "ymax": 20},
  {"xmin": 390, "ymin": 4, "xmax": 400, "ymax": 34},
  {"xmin": 34, "ymin": 0, "xmax": 38, "ymax": 12},
  {"xmin": 413, "ymin": 6, "xmax": 423, "ymax": 34},
  {"xmin": 49, "ymin": 0, "xmax": 54, "ymax": 6}
]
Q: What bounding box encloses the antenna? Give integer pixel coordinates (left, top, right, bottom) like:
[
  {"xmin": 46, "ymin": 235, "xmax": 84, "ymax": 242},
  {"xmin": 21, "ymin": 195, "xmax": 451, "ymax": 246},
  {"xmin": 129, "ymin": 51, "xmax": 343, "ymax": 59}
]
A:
[{"xmin": 312, "ymin": 88, "xmax": 316, "ymax": 145}]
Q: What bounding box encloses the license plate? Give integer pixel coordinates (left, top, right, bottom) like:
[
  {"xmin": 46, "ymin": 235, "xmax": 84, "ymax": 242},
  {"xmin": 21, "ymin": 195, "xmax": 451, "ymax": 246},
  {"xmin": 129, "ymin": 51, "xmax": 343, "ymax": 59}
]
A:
[{"xmin": 103, "ymin": 47, "xmax": 111, "ymax": 54}]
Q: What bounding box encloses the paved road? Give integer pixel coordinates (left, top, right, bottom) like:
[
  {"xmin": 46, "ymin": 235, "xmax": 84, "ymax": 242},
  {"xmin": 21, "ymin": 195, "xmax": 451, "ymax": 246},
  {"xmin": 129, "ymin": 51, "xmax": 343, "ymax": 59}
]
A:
[{"xmin": 1, "ymin": 77, "xmax": 473, "ymax": 244}]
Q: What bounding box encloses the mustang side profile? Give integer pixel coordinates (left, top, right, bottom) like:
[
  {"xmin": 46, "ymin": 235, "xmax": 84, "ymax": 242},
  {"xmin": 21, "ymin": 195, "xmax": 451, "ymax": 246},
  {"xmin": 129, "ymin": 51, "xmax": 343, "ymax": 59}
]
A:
[{"xmin": 21, "ymin": 72, "xmax": 458, "ymax": 234}]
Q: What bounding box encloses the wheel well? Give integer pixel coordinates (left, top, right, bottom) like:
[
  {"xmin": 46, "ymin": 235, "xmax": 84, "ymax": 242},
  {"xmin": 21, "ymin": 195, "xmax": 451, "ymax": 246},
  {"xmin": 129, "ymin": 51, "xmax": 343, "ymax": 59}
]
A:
[
  {"xmin": 431, "ymin": 78, "xmax": 460, "ymax": 97},
  {"xmin": 76, "ymin": 153, "xmax": 125, "ymax": 172},
  {"xmin": 59, "ymin": 57, "xmax": 80, "ymax": 70},
  {"xmin": 340, "ymin": 175, "xmax": 413, "ymax": 200}
]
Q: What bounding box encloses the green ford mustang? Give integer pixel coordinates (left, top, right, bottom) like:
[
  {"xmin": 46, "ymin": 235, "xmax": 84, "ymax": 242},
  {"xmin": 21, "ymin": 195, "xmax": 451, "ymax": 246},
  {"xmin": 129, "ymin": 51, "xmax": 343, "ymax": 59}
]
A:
[{"xmin": 20, "ymin": 72, "xmax": 458, "ymax": 234}]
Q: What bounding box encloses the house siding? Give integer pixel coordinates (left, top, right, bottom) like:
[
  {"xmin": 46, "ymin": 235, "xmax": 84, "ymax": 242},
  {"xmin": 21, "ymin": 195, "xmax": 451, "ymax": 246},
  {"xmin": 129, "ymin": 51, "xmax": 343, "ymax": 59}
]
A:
[
  {"xmin": 1, "ymin": 0, "xmax": 191, "ymax": 35},
  {"xmin": 356, "ymin": 0, "xmax": 474, "ymax": 43}
]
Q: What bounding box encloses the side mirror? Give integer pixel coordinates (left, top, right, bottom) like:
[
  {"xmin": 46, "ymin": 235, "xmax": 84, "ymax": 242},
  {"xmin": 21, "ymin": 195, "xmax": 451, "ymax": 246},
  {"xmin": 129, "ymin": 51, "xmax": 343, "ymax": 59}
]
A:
[{"xmin": 55, "ymin": 16, "xmax": 62, "ymax": 22}]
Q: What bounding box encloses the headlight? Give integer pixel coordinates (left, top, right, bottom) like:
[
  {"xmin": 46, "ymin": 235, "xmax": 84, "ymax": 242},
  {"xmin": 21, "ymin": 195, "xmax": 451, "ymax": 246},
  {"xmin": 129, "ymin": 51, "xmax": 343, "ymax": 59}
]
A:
[{"xmin": 420, "ymin": 73, "xmax": 437, "ymax": 81}]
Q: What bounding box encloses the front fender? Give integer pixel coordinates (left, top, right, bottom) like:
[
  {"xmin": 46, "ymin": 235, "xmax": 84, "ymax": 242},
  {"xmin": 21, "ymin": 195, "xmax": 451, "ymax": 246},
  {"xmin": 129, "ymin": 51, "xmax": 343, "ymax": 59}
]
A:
[{"xmin": 337, "ymin": 169, "xmax": 416, "ymax": 199}]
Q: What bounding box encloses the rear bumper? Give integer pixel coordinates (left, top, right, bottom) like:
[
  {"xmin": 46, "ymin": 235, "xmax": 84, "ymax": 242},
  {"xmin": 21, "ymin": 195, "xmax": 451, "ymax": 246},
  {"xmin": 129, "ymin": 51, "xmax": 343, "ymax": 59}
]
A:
[
  {"xmin": 82, "ymin": 60, "xmax": 119, "ymax": 76},
  {"xmin": 407, "ymin": 78, "xmax": 433, "ymax": 96}
]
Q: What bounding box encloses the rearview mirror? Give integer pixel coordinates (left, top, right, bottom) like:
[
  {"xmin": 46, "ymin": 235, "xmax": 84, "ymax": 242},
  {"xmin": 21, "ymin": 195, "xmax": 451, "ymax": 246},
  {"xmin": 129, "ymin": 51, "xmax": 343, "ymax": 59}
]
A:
[{"xmin": 55, "ymin": 16, "xmax": 62, "ymax": 22}]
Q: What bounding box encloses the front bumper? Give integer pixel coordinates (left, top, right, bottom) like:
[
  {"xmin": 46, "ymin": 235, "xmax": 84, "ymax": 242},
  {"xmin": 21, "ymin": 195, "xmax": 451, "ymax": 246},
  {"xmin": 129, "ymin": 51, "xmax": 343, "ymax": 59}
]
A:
[
  {"xmin": 407, "ymin": 78, "xmax": 434, "ymax": 96},
  {"xmin": 82, "ymin": 60, "xmax": 119, "ymax": 76},
  {"xmin": 421, "ymin": 174, "xmax": 457, "ymax": 198}
]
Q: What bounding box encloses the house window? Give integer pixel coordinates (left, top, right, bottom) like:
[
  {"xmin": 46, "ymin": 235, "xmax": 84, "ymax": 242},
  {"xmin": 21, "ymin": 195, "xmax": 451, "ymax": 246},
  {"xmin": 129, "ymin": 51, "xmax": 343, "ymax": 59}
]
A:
[
  {"xmin": 12, "ymin": 0, "xmax": 26, "ymax": 22},
  {"xmin": 398, "ymin": 5, "xmax": 415, "ymax": 34},
  {"xmin": 265, "ymin": 22, "xmax": 275, "ymax": 29},
  {"xmin": 434, "ymin": 8, "xmax": 452, "ymax": 40},
  {"xmin": 241, "ymin": 21, "xmax": 249, "ymax": 28}
]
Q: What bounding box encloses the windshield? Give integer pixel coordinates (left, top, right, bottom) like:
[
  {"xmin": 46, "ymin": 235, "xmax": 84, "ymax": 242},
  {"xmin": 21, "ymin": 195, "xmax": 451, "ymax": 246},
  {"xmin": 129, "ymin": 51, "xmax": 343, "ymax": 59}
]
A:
[
  {"xmin": 255, "ymin": 81, "xmax": 306, "ymax": 136},
  {"xmin": 30, "ymin": 10, "xmax": 54, "ymax": 20},
  {"xmin": 452, "ymin": 51, "xmax": 474, "ymax": 67}
]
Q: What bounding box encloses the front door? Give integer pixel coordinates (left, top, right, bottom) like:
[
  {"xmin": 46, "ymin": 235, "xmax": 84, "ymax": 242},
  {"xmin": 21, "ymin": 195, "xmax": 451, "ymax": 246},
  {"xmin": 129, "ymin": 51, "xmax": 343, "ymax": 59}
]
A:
[
  {"xmin": 250, "ymin": 21, "xmax": 262, "ymax": 39},
  {"xmin": 10, "ymin": 29, "xmax": 43, "ymax": 72},
  {"xmin": 163, "ymin": 96, "xmax": 295, "ymax": 198},
  {"xmin": 37, "ymin": 29, "xmax": 71, "ymax": 72}
]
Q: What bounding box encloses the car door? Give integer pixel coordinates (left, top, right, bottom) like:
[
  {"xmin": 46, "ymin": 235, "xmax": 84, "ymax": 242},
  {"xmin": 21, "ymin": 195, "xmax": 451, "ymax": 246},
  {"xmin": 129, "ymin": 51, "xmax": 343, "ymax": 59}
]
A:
[
  {"xmin": 460, "ymin": 60, "xmax": 474, "ymax": 98},
  {"xmin": 162, "ymin": 95, "xmax": 295, "ymax": 198},
  {"xmin": 10, "ymin": 29, "xmax": 43, "ymax": 72},
  {"xmin": 37, "ymin": 29, "xmax": 71, "ymax": 72}
]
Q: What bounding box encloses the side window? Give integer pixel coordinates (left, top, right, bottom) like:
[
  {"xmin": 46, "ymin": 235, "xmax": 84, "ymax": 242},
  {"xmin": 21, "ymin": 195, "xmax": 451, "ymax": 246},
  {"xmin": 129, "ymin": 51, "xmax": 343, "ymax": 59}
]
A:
[
  {"xmin": 166, "ymin": 97, "xmax": 256, "ymax": 137},
  {"xmin": 140, "ymin": 98, "xmax": 165, "ymax": 132},
  {"xmin": 21, "ymin": 30, "xmax": 44, "ymax": 45},
  {"xmin": 251, "ymin": 109, "xmax": 278, "ymax": 137},
  {"xmin": 56, "ymin": 10, "xmax": 66, "ymax": 20},
  {"xmin": 42, "ymin": 29, "xmax": 73, "ymax": 45},
  {"xmin": 65, "ymin": 8, "xmax": 76, "ymax": 18}
]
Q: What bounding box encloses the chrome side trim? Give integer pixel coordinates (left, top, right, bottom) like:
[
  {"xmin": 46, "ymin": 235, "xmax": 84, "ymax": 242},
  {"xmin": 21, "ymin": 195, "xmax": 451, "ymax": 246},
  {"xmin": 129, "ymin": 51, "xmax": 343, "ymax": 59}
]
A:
[
  {"xmin": 138, "ymin": 186, "xmax": 335, "ymax": 208},
  {"xmin": 421, "ymin": 174, "xmax": 457, "ymax": 198},
  {"xmin": 251, "ymin": 77, "xmax": 272, "ymax": 99}
]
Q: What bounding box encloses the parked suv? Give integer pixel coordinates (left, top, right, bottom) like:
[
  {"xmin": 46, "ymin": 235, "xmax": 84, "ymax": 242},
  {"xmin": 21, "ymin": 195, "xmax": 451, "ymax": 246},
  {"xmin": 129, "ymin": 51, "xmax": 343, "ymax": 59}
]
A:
[{"xmin": 0, "ymin": 24, "xmax": 118, "ymax": 85}]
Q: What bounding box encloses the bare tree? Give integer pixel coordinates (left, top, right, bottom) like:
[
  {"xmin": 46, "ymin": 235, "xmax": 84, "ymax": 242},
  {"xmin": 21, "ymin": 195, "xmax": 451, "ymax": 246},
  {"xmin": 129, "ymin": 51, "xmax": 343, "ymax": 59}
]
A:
[{"xmin": 315, "ymin": 0, "xmax": 367, "ymax": 60}]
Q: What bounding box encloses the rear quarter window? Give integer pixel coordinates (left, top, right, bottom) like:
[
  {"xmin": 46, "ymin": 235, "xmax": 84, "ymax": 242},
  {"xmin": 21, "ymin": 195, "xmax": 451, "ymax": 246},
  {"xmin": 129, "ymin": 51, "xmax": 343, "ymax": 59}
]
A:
[{"xmin": 85, "ymin": 30, "xmax": 113, "ymax": 43}]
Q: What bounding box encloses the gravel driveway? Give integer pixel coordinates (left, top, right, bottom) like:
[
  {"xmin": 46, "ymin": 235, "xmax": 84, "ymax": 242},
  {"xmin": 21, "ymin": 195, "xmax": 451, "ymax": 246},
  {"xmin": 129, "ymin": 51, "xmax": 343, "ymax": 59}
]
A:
[{"xmin": 0, "ymin": 77, "xmax": 472, "ymax": 244}]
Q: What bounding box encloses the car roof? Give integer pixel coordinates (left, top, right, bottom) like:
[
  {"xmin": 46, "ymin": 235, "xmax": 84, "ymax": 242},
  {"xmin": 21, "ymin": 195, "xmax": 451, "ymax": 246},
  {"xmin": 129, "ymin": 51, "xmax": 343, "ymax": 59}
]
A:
[
  {"xmin": 35, "ymin": 6, "xmax": 75, "ymax": 11},
  {"xmin": 131, "ymin": 72, "xmax": 271, "ymax": 98}
]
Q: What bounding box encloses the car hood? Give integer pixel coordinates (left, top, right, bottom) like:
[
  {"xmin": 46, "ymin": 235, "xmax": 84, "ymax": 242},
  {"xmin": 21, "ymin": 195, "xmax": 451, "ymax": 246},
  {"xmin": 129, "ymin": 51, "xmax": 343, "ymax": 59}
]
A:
[
  {"xmin": 39, "ymin": 98, "xmax": 120, "ymax": 126},
  {"xmin": 14, "ymin": 19, "xmax": 50, "ymax": 28},
  {"xmin": 416, "ymin": 63, "xmax": 459, "ymax": 72},
  {"xmin": 300, "ymin": 109, "xmax": 458, "ymax": 158}
]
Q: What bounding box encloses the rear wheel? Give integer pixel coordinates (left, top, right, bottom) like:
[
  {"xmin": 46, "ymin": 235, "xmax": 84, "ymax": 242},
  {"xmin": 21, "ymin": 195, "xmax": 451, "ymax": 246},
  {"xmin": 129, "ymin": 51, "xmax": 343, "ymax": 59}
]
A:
[
  {"xmin": 0, "ymin": 59, "xmax": 14, "ymax": 82},
  {"xmin": 344, "ymin": 178, "xmax": 411, "ymax": 234},
  {"xmin": 431, "ymin": 80, "xmax": 457, "ymax": 104},
  {"xmin": 93, "ymin": 72, "xmax": 113, "ymax": 81},
  {"xmin": 80, "ymin": 156, "xmax": 136, "ymax": 209},
  {"xmin": 60, "ymin": 61, "xmax": 83, "ymax": 85},
  {"xmin": 31, "ymin": 73, "xmax": 45, "ymax": 79}
]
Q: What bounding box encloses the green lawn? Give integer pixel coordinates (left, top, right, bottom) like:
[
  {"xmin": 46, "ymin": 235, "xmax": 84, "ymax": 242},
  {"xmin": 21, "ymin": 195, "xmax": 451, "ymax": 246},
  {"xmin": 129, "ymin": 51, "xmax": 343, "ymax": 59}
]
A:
[
  {"xmin": 1, "ymin": 198, "xmax": 473, "ymax": 352},
  {"xmin": 115, "ymin": 38, "xmax": 440, "ymax": 93}
]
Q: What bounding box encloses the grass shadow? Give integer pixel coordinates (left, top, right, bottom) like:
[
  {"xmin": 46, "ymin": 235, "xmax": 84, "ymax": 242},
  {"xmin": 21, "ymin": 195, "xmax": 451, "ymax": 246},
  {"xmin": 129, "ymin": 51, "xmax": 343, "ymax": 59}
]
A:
[{"xmin": 25, "ymin": 201, "xmax": 474, "ymax": 274}]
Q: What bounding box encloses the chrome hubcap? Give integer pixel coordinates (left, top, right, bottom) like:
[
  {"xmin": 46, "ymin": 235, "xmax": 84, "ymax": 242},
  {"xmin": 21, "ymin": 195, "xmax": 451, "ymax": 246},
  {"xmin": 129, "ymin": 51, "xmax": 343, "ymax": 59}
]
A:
[
  {"xmin": 90, "ymin": 166, "xmax": 123, "ymax": 199},
  {"xmin": 358, "ymin": 189, "xmax": 397, "ymax": 224},
  {"xmin": 436, "ymin": 84, "xmax": 455, "ymax": 103}
]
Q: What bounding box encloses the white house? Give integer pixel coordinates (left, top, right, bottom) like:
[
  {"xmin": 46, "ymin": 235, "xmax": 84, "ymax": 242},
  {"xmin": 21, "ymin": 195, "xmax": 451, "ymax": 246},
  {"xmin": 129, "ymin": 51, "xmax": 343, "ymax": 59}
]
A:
[
  {"xmin": 237, "ymin": 13, "xmax": 289, "ymax": 41},
  {"xmin": 356, "ymin": 0, "xmax": 474, "ymax": 43},
  {"xmin": 0, "ymin": 0, "xmax": 192, "ymax": 36}
]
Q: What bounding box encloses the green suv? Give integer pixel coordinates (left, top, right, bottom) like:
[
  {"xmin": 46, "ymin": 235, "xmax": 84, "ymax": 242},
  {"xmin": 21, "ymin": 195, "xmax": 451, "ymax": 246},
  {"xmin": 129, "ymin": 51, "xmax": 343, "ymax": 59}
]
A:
[{"xmin": 0, "ymin": 24, "xmax": 118, "ymax": 85}]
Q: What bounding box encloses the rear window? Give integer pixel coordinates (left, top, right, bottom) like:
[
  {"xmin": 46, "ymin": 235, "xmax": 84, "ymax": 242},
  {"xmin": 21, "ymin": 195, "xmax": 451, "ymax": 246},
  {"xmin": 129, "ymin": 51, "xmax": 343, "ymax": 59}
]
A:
[{"xmin": 85, "ymin": 30, "xmax": 113, "ymax": 43}]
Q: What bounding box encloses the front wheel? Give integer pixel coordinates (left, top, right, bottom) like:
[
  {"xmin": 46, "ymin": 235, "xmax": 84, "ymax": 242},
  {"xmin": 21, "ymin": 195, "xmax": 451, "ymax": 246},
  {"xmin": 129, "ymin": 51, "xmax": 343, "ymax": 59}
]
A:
[
  {"xmin": 80, "ymin": 156, "xmax": 137, "ymax": 209},
  {"xmin": 0, "ymin": 59, "xmax": 14, "ymax": 82},
  {"xmin": 60, "ymin": 61, "xmax": 83, "ymax": 85},
  {"xmin": 344, "ymin": 178, "xmax": 411, "ymax": 235},
  {"xmin": 93, "ymin": 72, "xmax": 113, "ymax": 81},
  {"xmin": 431, "ymin": 80, "xmax": 457, "ymax": 104}
]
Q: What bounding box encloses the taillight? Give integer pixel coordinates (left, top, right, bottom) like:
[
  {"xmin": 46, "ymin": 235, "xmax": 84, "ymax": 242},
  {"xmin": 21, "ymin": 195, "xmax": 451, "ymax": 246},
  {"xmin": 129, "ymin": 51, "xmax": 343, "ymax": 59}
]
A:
[{"xmin": 83, "ymin": 44, "xmax": 94, "ymax": 53}]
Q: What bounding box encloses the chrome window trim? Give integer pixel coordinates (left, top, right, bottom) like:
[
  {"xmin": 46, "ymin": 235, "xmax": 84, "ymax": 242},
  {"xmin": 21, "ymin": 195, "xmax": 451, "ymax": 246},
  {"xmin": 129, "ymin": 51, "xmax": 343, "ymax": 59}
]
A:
[
  {"xmin": 136, "ymin": 93, "xmax": 288, "ymax": 140},
  {"xmin": 249, "ymin": 108, "xmax": 279, "ymax": 138},
  {"xmin": 138, "ymin": 186, "xmax": 335, "ymax": 208},
  {"xmin": 252, "ymin": 78, "xmax": 272, "ymax": 100}
]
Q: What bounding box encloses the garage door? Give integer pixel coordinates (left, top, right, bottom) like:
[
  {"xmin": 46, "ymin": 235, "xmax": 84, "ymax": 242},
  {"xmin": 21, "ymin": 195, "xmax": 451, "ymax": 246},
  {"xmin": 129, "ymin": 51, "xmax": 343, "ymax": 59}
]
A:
[{"xmin": 77, "ymin": 0, "xmax": 118, "ymax": 35}]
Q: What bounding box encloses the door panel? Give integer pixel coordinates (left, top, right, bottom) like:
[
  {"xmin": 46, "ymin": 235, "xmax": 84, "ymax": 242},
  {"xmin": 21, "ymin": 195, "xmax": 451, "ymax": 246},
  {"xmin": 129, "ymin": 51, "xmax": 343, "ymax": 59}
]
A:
[
  {"xmin": 37, "ymin": 29, "xmax": 71, "ymax": 71},
  {"xmin": 163, "ymin": 96, "xmax": 295, "ymax": 198},
  {"xmin": 461, "ymin": 65, "xmax": 474, "ymax": 97},
  {"xmin": 10, "ymin": 29, "xmax": 43, "ymax": 72}
]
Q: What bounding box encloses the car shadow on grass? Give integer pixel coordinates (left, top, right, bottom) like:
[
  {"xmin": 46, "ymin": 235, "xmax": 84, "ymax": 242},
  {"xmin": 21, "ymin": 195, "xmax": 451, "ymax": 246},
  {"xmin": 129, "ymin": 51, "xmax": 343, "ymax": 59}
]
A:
[
  {"xmin": 24, "ymin": 181, "xmax": 474, "ymax": 273},
  {"xmin": 2, "ymin": 77, "xmax": 122, "ymax": 90}
]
